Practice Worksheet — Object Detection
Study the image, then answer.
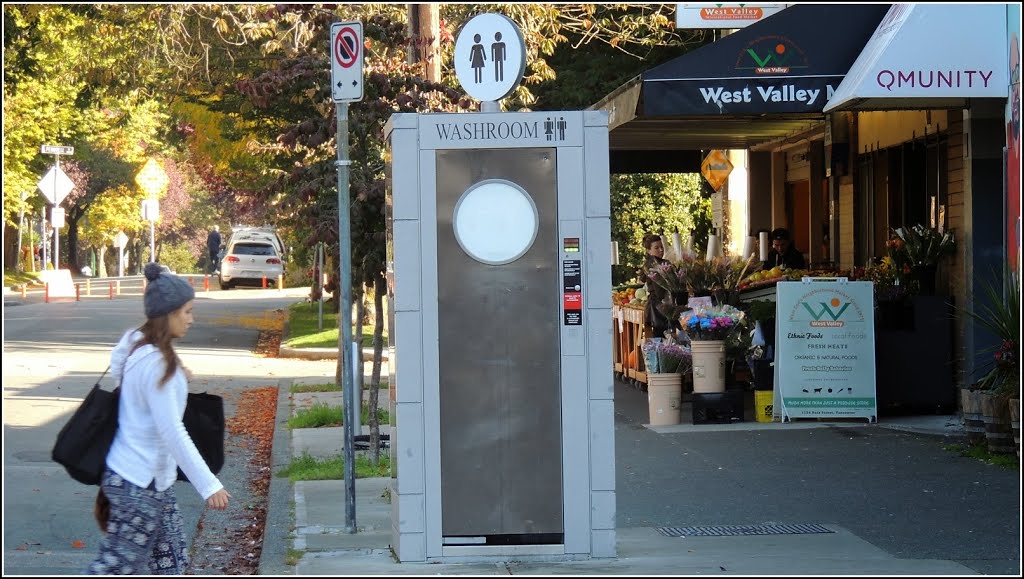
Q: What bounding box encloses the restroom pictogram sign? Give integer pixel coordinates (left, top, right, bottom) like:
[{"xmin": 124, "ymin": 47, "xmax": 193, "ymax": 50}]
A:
[{"xmin": 330, "ymin": 21, "xmax": 364, "ymax": 102}]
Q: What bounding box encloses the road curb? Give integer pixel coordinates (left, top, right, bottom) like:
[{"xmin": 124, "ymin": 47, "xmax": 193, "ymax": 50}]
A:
[
  {"xmin": 258, "ymin": 377, "xmax": 296, "ymax": 576},
  {"xmin": 279, "ymin": 345, "xmax": 390, "ymax": 363}
]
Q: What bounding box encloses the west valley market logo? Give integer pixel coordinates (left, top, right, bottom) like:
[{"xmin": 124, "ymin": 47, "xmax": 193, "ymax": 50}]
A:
[
  {"xmin": 736, "ymin": 35, "xmax": 809, "ymax": 75},
  {"xmin": 801, "ymin": 297, "xmax": 850, "ymax": 327}
]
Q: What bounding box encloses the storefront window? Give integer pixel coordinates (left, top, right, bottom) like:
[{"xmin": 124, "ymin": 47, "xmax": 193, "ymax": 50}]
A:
[{"xmin": 856, "ymin": 134, "xmax": 948, "ymax": 261}]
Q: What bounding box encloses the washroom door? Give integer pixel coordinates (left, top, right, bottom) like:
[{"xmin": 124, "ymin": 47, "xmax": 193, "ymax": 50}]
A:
[{"xmin": 435, "ymin": 148, "xmax": 563, "ymax": 544}]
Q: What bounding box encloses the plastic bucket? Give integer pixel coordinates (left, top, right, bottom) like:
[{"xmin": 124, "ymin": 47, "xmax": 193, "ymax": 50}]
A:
[
  {"xmin": 691, "ymin": 340, "xmax": 726, "ymax": 393},
  {"xmin": 647, "ymin": 373, "xmax": 682, "ymax": 426},
  {"xmin": 755, "ymin": 390, "xmax": 775, "ymax": 423}
]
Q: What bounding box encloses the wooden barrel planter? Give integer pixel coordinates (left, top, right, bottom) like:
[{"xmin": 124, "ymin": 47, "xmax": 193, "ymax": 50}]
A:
[
  {"xmin": 960, "ymin": 389, "xmax": 986, "ymax": 445},
  {"xmin": 980, "ymin": 393, "xmax": 1014, "ymax": 454},
  {"xmin": 1010, "ymin": 398, "xmax": 1021, "ymax": 459}
]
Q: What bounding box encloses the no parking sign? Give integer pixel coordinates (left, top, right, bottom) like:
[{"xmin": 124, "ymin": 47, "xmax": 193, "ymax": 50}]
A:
[{"xmin": 330, "ymin": 21, "xmax": 364, "ymax": 102}]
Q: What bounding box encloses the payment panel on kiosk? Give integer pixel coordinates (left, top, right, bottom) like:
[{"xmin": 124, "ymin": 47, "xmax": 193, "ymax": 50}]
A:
[{"xmin": 383, "ymin": 11, "xmax": 614, "ymax": 566}]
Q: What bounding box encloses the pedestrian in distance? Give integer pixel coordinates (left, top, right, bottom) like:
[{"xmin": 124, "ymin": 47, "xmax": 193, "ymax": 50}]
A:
[
  {"xmin": 206, "ymin": 225, "xmax": 222, "ymax": 274},
  {"xmin": 639, "ymin": 233, "xmax": 673, "ymax": 339},
  {"xmin": 86, "ymin": 262, "xmax": 230, "ymax": 575}
]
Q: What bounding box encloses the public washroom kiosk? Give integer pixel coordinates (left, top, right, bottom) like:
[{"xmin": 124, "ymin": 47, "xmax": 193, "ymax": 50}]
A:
[
  {"xmin": 384, "ymin": 13, "xmax": 615, "ymax": 563},
  {"xmin": 385, "ymin": 107, "xmax": 616, "ymax": 563}
]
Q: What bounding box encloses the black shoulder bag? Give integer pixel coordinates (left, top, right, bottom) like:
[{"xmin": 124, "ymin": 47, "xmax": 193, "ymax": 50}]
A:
[
  {"xmin": 51, "ymin": 367, "xmax": 118, "ymax": 485},
  {"xmin": 177, "ymin": 392, "xmax": 226, "ymax": 482}
]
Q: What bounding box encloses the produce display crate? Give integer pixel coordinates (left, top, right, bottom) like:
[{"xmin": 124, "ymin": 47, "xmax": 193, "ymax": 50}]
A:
[{"xmin": 612, "ymin": 304, "xmax": 650, "ymax": 385}]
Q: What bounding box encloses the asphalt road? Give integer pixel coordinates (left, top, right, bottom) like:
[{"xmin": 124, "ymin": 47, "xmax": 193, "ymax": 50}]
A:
[{"xmin": 2, "ymin": 286, "xmax": 338, "ymax": 575}]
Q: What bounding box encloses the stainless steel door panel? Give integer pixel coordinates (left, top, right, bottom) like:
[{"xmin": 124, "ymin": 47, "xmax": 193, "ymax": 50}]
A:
[{"xmin": 436, "ymin": 148, "xmax": 563, "ymax": 537}]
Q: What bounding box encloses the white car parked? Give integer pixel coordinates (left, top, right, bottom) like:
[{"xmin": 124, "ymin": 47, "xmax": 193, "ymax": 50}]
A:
[{"xmin": 218, "ymin": 238, "xmax": 284, "ymax": 290}]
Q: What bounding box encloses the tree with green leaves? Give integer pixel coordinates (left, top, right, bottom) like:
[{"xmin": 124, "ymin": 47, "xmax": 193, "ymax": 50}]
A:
[{"xmin": 610, "ymin": 173, "xmax": 712, "ymax": 285}]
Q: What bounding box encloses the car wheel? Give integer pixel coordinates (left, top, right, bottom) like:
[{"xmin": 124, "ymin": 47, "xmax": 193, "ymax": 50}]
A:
[{"xmin": 219, "ymin": 279, "xmax": 231, "ymax": 290}]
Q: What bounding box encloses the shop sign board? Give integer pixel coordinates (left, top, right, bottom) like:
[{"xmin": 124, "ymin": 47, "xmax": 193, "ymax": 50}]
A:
[
  {"xmin": 774, "ymin": 278, "xmax": 877, "ymax": 422},
  {"xmin": 676, "ymin": 3, "xmax": 789, "ymax": 29}
]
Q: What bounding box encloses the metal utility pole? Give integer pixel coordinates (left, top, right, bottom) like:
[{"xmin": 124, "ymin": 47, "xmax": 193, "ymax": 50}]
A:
[{"xmin": 408, "ymin": 4, "xmax": 441, "ymax": 82}]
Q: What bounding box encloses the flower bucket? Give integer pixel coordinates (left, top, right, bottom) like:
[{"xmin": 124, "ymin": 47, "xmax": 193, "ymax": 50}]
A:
[
  {"xmin": 647, "ymin": 373, "xmax": 682, "ymax": 426},
  {"xmin": 691, "ymin": 340, "xmax": 726, "ymax": 393}
]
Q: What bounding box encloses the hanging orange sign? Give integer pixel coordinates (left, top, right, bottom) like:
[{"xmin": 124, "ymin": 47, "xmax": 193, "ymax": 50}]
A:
[{"xmin": 701, "ymin": 149, "xmax": 734, "ymax": 192}]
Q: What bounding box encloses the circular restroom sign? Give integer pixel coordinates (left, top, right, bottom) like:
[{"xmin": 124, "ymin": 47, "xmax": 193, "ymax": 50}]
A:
[{"xmin": 453, "ymin": 13, "xmax": 526, "ymax": 103}]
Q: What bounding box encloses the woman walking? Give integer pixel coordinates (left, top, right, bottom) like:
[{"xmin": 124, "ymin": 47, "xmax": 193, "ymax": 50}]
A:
[{"xmin": 87, "ymin": 263, "xmax": 230, "ymax": 574}]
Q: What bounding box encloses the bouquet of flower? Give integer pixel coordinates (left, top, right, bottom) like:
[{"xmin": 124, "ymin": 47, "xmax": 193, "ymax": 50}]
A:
[
  {"xmin": 645, "ymin": 260, "xmax": 686, "ymax": 295},
  {"xmin": 679, "ymin": 304, "xmax": 746, "ymax": 342},
  {"xmin": 641, "ymin": 338, "xmax": 692, "ymax": 374},
  {"xmin": 710, "ymin": 255, "xmax": 758, "ymax": 293},
  {"xmin": 889, "ymin": 224, "xmax": 955, "ymax": 269}
]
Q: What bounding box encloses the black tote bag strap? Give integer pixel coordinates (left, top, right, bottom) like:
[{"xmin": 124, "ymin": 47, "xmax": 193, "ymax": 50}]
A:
[{"xmin": 96, "ymin": 366, "xmax": 112, "ymax": 389}]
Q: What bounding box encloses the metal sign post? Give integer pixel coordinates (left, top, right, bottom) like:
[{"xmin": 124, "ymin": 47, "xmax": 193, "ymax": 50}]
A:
[
  {"xmin": 331, "ymin": 20, "xmax": 364, "ymax": 534},
  {"xmin": 114, "ymin": 231, "xmax": 129, "ymax": 277},
  {"xmin": 37, "ymin": 145, "xmax": 76, "ymax": 269}
]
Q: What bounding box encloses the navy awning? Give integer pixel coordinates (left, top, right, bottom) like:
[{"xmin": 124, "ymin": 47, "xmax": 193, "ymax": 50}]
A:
[{"xmin": 591, "ymin": 4, "xmax": 891, "ymax": 167}]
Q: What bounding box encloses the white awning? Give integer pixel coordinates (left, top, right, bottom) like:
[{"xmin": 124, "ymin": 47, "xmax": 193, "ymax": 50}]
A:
[{"xmin": 824, "ymin": 4, "xmax": 1008, "ymax": 112}]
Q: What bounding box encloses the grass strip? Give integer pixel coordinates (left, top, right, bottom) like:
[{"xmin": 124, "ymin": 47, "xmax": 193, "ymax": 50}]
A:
[
  {"xmin": 277, "ymin": 452, "xmax": 392, "ymax": 481},
  {"xmin": 290, "ymin": 382, "xmax": 388, "ymax": 394},
  {"xmin": 288, "ymin": 402, "xmax": 390, "ymax": 429},
  {"xmin": 283, "ymin": 302, "xmax": 388, "ymax": 349},
  {"xmin": 943, "ymin": 443, "xmax": 1019, "ymax": 469}
]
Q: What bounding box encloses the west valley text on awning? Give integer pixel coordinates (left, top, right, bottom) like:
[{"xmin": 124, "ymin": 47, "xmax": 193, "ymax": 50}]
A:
[
  {"xmin": 824, "ymin": 4, "xmax": 1008, "ymax": 112},
  {"xmin": 591, "ymin": 3, "xmax": 891, "ymax": 168}
]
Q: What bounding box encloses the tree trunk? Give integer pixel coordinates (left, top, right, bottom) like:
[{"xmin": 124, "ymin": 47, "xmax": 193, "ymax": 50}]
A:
[
  {"xmin": 97, "ymin": 245, "xmax": 109, "ymax": 278},
  {"xmin": 369, "ymin": 273, "xmax": 386, "ymax": 465},
  {"xmin": 66, "ymin": 214, "xmax": 81, "ymax": 272},
  {"xmin": 353, "ymin": 282, "xmax": 366, "ymax": 433}
]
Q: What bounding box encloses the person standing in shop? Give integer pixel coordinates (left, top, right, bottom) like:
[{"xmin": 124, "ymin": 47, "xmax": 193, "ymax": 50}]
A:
[{"xmin": 763, "ymin": 227, "xmax": 806, "ymax": 270}]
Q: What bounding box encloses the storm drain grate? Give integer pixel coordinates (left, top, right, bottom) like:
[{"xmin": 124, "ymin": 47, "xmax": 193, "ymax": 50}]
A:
[{"xmin": 657, "ymin": 524, "xmax": 834, "ymax": 537}]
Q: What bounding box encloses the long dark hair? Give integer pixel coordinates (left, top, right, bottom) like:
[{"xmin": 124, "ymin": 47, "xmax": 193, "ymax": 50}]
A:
[
  {"xmin": 94, "ymin": 489, "xmax": 110, "ymax": 532},
  {"xmin": 134, "ymin": 315, "xmax": 180, "ymax": 386}
]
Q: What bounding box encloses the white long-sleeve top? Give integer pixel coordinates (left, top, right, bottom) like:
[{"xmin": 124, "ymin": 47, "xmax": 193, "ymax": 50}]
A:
[{"xmin": 105, "ymin": 329, "xmax": 223, "ymax": 500}]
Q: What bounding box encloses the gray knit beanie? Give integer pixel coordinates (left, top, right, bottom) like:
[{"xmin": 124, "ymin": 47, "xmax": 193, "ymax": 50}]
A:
[{"xmin": 144, "ymin": 262, "xmax": 195, "ymax": 319}]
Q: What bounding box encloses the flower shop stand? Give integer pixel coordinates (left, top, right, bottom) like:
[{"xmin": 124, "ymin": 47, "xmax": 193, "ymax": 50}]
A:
[
  {"xmin": 612, "ymin": 304, "xmax": 650, "ymax": 387},
  {"xmin": 874, "ymin": 296, "xmax": 956, "ymax": 415}
]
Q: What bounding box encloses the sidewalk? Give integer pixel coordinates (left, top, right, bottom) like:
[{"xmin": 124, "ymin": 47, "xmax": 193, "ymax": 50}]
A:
[{"xmin": 261, "ymin": 378, "xmax": 982, "ymax": 575}]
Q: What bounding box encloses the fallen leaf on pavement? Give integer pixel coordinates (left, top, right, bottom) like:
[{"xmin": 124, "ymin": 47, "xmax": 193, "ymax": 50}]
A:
[{"xmin": 71, "ymin": 540, "xmax": 86, "ymax": 549}]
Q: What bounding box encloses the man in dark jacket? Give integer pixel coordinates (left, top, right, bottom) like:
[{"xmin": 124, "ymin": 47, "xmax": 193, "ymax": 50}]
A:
[
  {"xmin": 207, "ymin": 225, "xmax": 222, "ymax": 273},
  {"xmin": 763, "ymin": 227, "xmax": 806, "ymax": 270}
]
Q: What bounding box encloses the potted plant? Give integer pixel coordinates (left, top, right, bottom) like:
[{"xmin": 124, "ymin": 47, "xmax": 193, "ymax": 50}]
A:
[
  {"xmin": 641, "ymin": 339, "xmax": 692, "ymax": 426},
  {"xmin": 958, "ymin": 267, "xmax": 1020, "ymax": 455},
  {"xmin": 887, "ymin": 224, "xmax": 955, "ymax": 295}
]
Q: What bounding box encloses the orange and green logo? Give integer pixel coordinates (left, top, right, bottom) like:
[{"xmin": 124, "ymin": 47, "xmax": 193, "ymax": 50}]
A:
[
  {"xmin": 736, "ymin": 35, "xmax": 809, "ymax": 75},
  {"xmin": 801, "ymin": 297, "xmax": 849, "ymax": 327}
]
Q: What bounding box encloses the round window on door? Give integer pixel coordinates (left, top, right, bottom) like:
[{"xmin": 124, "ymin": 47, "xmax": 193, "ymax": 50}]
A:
[{"xmin": 453, "ymin": 179, "xmax": 539, "ymax": 266}]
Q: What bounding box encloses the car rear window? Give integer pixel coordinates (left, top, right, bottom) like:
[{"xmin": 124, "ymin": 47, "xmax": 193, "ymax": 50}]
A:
[{"xmin": 231, "ymin": 242, "xmax": 276, "ymax": 256}]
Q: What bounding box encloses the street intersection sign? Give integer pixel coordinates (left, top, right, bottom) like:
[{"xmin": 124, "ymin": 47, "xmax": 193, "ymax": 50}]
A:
[
  {"xmin": 330, "ymin": 21, "xmax": 364, "ymax": 103},
  {"xmin": 37, "ymin": 165, "xmax": 75, "ymax": 205},
  {"xmin": 40, "ymin": 144, "xmax": 74, "ymax": 155}
]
